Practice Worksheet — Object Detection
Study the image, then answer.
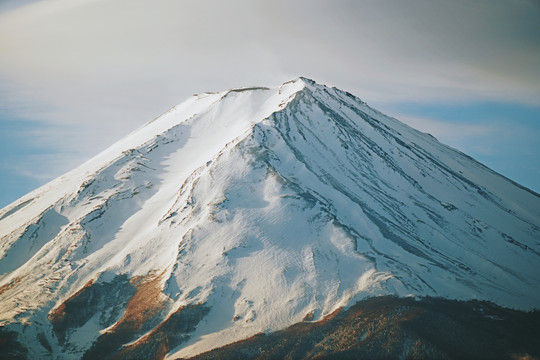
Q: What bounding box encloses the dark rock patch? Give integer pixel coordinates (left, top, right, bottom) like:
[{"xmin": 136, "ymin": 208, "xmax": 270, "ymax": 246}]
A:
[
  {"xmin": 113, "ymin": 304, "xmax": 209, "ymax": 360},
  {"xmin": 49, "ymin": 274, "xmax": 135, "ymax": 345},
  {"xmin": 0, "ymin": 329, "xmax": 27, "ymax": 360}
]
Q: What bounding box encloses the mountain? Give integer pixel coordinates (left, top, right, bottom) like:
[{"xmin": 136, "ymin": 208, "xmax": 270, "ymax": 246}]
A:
[{"xmin": 1, "ymin": 78, "xmax": 539, "ymax": 360}]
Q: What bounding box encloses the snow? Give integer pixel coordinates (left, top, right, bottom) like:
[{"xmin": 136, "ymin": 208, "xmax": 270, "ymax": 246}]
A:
[{"xmin": 0, "ymin": 77, "xmax": 539, "ymax": 359}]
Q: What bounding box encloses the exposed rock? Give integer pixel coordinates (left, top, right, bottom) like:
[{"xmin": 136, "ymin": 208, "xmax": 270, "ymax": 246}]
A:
[
  {"xmin": 82, "ymin": 271, "xmax": 173, "ymax": 359},
  {"xmin": 49, "ymin": 274, "xmax": 135, "ymax": 345},
  {"xmin": 113, "ymin": 304, "xmax": 209, "ymax": 360}
]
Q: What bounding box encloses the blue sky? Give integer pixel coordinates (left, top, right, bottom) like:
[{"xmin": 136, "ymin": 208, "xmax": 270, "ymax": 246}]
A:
[
  {"xmin": 0, "ymin": 0, "xmax": 539, "ymax": 208},
  {"xmin": 383, "ymin": 102, "xmax": 540, "ymax": 193}
]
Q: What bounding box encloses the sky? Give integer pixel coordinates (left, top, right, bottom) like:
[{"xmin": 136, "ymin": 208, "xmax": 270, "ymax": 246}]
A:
[{"xmin": 0, "ymin": 0, "xmax": 539, "ymax": 208}]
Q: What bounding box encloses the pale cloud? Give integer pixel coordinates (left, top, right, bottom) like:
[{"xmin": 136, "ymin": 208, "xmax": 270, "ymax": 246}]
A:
[{"xmin": 1, "ymin": 0, "xmax": 538, "ymax": 113}]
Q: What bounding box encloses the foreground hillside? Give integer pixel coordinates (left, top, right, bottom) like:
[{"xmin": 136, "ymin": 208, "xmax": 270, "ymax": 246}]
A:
[{"xmin": 183, "ymin": 297, "xmax": 540, "ymax": 360}]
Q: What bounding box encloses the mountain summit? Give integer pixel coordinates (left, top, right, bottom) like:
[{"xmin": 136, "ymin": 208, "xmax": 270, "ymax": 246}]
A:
[{"xmin": 1, "ymin": 78, "xmax": 539, "ymax": 359}]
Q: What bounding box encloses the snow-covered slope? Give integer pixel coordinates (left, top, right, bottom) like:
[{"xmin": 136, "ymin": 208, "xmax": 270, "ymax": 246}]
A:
[{"xmin": 0, "ymin": 78, "xmax": 539, "ymax": 359}]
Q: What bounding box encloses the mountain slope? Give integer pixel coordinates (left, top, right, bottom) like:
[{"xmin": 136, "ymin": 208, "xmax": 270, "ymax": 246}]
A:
[{"xmin": 0, "ymin": 78, "xmax": 539, "ymax": 359}]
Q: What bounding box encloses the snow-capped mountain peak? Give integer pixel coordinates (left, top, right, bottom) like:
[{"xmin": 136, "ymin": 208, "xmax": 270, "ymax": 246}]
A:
[{"xmin": 0, "ymin": 78, "xmax": 539, "ymax": 359}]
